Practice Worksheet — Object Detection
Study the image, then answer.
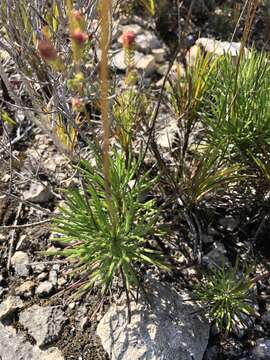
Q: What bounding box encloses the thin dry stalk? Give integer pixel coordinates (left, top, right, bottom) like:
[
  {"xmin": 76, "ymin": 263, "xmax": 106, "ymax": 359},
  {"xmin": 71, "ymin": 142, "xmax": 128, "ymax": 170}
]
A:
[
  {"xmin": 100, "ymin": 0, "xmax": 116, "ymax": 231},
  {"xmin": 237, "ymin": 0, "xmax": 260, "ymax": 70},
  {"xmin": 100, "ymin": 0, "xmax": 111, "ymax": 194},
  {"xmin": 233, "ymin": 0, "xmax": 260, "ymax": 106}
]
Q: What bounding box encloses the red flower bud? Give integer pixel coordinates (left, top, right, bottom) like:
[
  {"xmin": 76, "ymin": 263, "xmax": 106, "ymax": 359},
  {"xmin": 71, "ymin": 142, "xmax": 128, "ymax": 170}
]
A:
[
  {"xmin": 71, "ymin": 29, "xmax": 89, "ymax": 45},
  {"xmin": 122, "ymin": 31, "xmax": 136, "ymax": 48},
  {"xmin": 37, "ymin": 38, "xmax": 58, "ymax": 61}
]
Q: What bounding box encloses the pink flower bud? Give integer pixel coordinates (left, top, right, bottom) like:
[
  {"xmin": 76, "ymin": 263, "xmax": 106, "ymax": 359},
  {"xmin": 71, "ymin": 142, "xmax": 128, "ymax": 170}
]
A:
[
  {"xmin": 71, "ymin": 29, "xmax": 89, "ymax": 45},
  {"xmin": 122, "ymin": 31, "xmax": 136, "ymax": 48},
  {"xmin": 37, "ymin": 38, "xmax": 57, "ymax": 61}
]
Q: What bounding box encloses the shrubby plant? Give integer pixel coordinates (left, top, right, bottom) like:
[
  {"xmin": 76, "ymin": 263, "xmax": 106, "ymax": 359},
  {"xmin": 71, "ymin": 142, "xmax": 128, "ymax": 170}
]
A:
[
  {"xmin": 194, "ymin": 260, "xmax": 254, "ymax": 334},
  {"xmin": 160, "ymin": 49, "xmax": 243, "ymax": 205},
  {"xmin": 202, "ymin": 50, "xmax": 270, "ymax": 170},
  {"xmin": 49, "ymin": 148, "xmax": 168, "ymax": 298}
]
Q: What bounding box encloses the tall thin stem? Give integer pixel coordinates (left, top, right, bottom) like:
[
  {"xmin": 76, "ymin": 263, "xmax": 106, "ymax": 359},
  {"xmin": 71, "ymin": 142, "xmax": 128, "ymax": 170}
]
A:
[
  {"xmin": 100, "ymin": 0, "xmax": 110, "ymax": 192},
  {"xmin": 100, "ymin": 0, "xmax": 116, "ymax": 232}
]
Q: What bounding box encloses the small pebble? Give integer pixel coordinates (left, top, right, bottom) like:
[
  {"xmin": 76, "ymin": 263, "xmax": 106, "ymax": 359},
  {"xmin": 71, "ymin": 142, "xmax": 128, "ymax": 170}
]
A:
[
  {"xmin": 32, "ymin": 263, "xmax": 46, "ymax": 274},
  {"xmin": 35, "ymin": 281, "xmax": 53, "ymax": 297},
  {"xmin": 37, "ymin": 272, "xmax": 48, "ymax": 281},
  {"xmin": 49, "ymin": 270, "xmax": 58, "ymax": 287},
  {"xmin": 15, "ymin": 281, "xmax": 35, "ymax": 298},
  {"xmin": 68, "ymin": 302, "xmax": 76, "ymax": 310},
  {"xmin": 58, "ymin": 277, "xmax": 67, "ymax": 287}
]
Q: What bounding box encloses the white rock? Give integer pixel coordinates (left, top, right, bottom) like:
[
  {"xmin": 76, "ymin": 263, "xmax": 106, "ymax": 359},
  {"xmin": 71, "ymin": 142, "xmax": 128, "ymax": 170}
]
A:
[
  {"xmin": 23, "ymin": 181, "xmax": 52, "ymax": 203},
  {"xmin": 58, "ymin": 277, "xmax": 67, "ymax": 287},
  {"xmin": 186, "ymin": 38, "xmax": 249, "ymax": 66},
  {"xmin": 136, "ymin": 54, "xmax": 156, "ymax": 75},
  {"xmin": 197, "ymin": 38, "xmax": 249, "ymax": 58},
  {"xmin": 11, "ymin": 251, "xmax": 30, "ymax": 277},
  {"xmin": 0, "ymin": 322, "xmax": 64, "ymax": 360},
  {"xmin": 43, "ymin": 153, "xmax": 67, "ymax": 172},
  {"xmin": 110, "ymin": 50, "xmax": 143, "ymax": 71},
  {"xmin": 186, "ymin": 44, "xmax": 201, "ymax": 67},
  {"xmin": 120, "ymin": 24, "xmax": 143, "ymax": 36},
  {"xmin": 97, "ymin": 276, "xmax": 209, "ymax": 360},
  {"xmin": 37, "ymin": 272, "xmax": 48, "ymax": 281},
  {"xmin": 36, "ymin": 281, "xmax": 53, "ymax": 297},
  {"xmin": 49, "ymin": 270, "xmax": 58, "ymax": 287},
  {"xmin": 32, "ymin": 262, "xmax": 46, "ymax": 274}
]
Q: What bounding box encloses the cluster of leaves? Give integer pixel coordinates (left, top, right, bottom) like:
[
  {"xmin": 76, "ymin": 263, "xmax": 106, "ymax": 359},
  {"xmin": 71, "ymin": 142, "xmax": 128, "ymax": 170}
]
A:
[
  {"xmin": 203, "ymin": 51, "xmax": 270, "ymax": 160},
  {"xmin": 162, "ymin": 50, "xmax": 242, "ymax": 206},
  {"xmin": 50, "ymin": 148, "xmax": 168, "ymax": 298},
  {"xmin": 194, "ymin": 260, "xmax": 254, "ymax": 334},
  {"xmin": 202, "ymin": 50, "xmax": 270, "ymax": 183}
]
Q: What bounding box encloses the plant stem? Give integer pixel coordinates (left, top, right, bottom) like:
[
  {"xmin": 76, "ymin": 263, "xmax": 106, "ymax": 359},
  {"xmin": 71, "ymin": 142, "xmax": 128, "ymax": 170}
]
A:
[
  {"xmin": 100, "ymin": 0, "xmax": 117, "ymax": 234},
  {"xmin": 100, "ymin": 0, "xmax": 111, "ymax": 195}
]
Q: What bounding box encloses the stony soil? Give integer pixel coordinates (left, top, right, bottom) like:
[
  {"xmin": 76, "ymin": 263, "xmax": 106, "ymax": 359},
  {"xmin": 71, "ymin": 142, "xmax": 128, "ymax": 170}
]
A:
[{"xmin": 1, "ymin": 1, "xmax": 270, "ymax": 359}]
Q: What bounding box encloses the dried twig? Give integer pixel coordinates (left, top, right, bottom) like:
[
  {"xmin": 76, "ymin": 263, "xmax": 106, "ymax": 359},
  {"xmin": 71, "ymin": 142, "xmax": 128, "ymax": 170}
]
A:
[
  {"xmin": 0, "ymin": 218, "xmax": 52, "ymax": 231},
  {"xmin": 7, "ymin": 202, "xmax": 22, "ymax": 270}
]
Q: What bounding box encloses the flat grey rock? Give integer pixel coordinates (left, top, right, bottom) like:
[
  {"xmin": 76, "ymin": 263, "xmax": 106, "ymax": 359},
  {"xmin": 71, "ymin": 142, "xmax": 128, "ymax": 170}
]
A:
[
  {"xmin": 23, "ymin": 182, "xmax": 52, "ymax": 203},
  {"xmin": 19, "ymin": 305, "xmax": 67, "ymax": 347},
  {"xmin": 136, "ymin": 54, "xmax": 156, "ymax": 75},
  {"xmin": 97, "ymin": 276, "xmax": 210, "ymax": 360},
  {"xmin": 0, "ymin": 322, "xmax": 64, "ymax": 360}
]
